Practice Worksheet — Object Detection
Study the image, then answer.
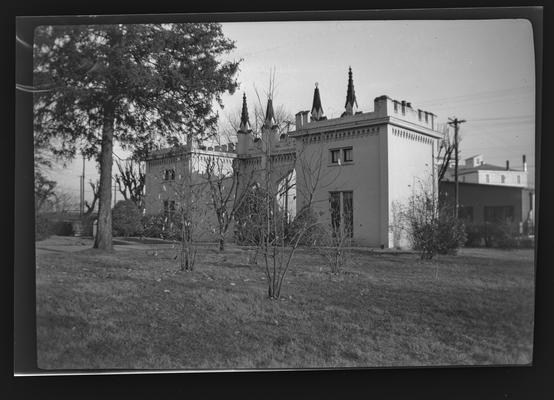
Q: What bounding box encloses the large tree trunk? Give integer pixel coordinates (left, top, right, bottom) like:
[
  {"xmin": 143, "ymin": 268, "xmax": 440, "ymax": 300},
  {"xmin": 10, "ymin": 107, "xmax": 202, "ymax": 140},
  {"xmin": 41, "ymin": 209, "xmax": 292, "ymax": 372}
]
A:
[{"xmin": 94, "ymin": 103, "xmax": 115, "ymax": 250}]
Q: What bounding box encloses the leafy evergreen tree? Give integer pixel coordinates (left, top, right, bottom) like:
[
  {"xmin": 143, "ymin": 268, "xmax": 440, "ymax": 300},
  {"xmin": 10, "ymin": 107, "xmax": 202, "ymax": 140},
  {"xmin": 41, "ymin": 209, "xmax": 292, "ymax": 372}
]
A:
[{"xmin": 34, "ymin": 23, "xmax": 240, "ymax": 249}]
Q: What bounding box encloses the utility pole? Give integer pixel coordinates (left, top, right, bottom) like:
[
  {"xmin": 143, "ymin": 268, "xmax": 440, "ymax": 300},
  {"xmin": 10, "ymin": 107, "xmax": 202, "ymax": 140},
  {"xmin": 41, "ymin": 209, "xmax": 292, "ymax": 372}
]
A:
[
  {"xmin": 447, "ymin": 117, "xmax": 466, "ymax": 218},
  {"xmin": 80, "ymin": 154, "xmax": 85, "ymax": 217}
]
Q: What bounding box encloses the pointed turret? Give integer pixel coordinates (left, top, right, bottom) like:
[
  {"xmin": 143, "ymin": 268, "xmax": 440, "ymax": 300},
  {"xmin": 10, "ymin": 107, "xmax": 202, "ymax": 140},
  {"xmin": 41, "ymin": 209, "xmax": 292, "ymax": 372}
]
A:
[
  {"xmin": 238, "ymin": 92, "xmax": 252, "ymax": 133},
  {"xmin": 263, "ymin": 97, "xmax": 277, "ymax": 129},
  {"xmin": 343, "ymin": 66, "xmax": 358, "ymax": 116},
  {"xmin": 310, "ymin": 82, "xmax": 325, "ymax": 121},
  {"xmin": 237, "ymin": 93, "xmax": 252, "ymax": 156}
]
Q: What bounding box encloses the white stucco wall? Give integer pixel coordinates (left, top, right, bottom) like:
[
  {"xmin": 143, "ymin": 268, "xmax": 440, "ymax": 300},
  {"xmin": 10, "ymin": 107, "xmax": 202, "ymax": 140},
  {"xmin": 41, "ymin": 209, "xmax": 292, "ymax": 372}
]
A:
[
  {"xmin": 144, "ymin": 151, "xmax": 189, "ymax": 215},
  {"xmin": 387, "ymin": 125, "xmax": 438, "ymax": 249},
  {"xmin": 295, "ymin": 129, "xmax": 384, "ymax": 247}
]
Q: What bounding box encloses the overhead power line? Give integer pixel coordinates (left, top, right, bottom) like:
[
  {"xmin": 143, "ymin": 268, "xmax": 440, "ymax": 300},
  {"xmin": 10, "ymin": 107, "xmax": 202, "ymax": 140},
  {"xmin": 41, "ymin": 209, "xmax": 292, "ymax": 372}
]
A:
[{"xmin": 417, "ymin": 85, "xmax": 534, "ymax": 107}]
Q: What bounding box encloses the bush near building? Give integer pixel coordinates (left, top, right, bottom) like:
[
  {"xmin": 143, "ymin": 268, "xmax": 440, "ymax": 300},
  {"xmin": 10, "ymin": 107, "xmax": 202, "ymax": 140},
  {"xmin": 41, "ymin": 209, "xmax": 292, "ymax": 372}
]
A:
[
  {"xmin": 112, "ymin": 200, "xmax": 143, "ymax": 237},
  {"xmin": 464, "ymin": 222, "xmax": 533, "ymax": 249},
  {"xmin": 141, "ymin": 213, "xmax": 181, "ymax": 241},
  {"xmin": 408, "ymin": 212, "xmax": 466, "ymax": 259},
  {"xmin": 401, "ymin": 192, "xmax": 467, "ymax": 259}
]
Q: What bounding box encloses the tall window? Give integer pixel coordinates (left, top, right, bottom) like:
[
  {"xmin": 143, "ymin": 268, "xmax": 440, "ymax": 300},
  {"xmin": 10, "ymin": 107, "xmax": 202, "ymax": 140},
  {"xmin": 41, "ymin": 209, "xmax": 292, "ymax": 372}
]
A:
[
  {"xmin": 163, "ymin": 200, "xmax": 175, "ymax": 218},
  {"xmin": 486, "ymin": 174, "xmax": 490, "ymax": 183},
  {"xmin": 330, "ymin": 192, "xmax": 341, "ymax": 232},
  {"xmin": 329, "ymin": 191, "xmax": 354, "ymax": 238},
  {"xmin": 342, "ymin": 191, "xmax": 354, "ymax": 237},
  {"xmin": 501, "ymin": 175, "xmax": 506, "ymax": 184},
  {"xmin": 343, "ymin": 148, "xmax": 353, "ymax": 163},
  {"xmin": 330, "ymin": 149, "xmax": 340, "ymax": 164},
  {"xmin": 517, "ymin": 175, "xmax": 521, "ymax": 184}
]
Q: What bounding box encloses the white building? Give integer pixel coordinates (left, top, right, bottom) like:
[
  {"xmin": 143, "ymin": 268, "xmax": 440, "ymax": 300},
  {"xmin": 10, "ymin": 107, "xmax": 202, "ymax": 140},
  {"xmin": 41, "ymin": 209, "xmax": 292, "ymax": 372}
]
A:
[
  {"xmin": 443, "ymin": 154, "xmax": 529, "ymax": 188},
  {"xmin": 144, "ymin": 68, "xmax": 443, "ymax": 248}
]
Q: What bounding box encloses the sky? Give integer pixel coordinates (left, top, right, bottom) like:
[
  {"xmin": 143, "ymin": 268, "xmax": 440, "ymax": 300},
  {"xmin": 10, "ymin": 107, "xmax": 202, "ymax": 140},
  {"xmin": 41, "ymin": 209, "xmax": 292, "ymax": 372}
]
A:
[{"xmin": 45, "ymin": 19, "xmax": 537, "ymax": 206}]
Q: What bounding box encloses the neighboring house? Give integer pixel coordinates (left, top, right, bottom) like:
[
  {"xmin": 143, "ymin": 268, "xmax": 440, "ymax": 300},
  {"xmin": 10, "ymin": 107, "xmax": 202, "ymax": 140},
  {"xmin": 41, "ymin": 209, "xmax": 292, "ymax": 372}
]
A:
[
  {"xmin": 144, "ymin": 67, "xmax": 442, "ymax": 248},
  {"xmin": 439, "ymin": 181, "xmax": 535, "ymax": 235},
  {"xmin": 440, "ymin": 154, "xmax": 535, "ymax": 234},
  {"xmin": 443, "ymin": 154, "xmax": 529, "ymax": 187}
]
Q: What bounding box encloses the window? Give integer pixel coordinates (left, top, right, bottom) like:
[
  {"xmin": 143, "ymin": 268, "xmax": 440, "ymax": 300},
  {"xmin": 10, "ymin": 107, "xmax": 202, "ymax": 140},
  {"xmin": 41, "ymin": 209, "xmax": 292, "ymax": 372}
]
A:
[
  {"xmin": 501, "ymin": 175, "xmax": 506, "ymax": 184},
  {"xmin": 485, "ymin": 174, "xmax": 490, "ymax": 183},
  {"xmin": 330, "ymin": 147, "xmax": 353, "ymax": 164},
  {"xmin": 163, "ymin": 200, "xmax": 176, "ymax": 217},
  {"xmin": 330, "ymin": 192, "xmax": 341, "ymax": 232},
  {"xmin": 342, "ymin": 191, "xmax": 354, "ymax": 237},
  {"xmin": 163, "ymin": 168, "xmax": 175, "ymax": 181},
  {"xmin": 343, "ymin": 148, "xmax": 353, "ymax": 162},
  {"xmin": 329, "ymin": 191, "xmax": 354, "ymax": 238},
  {"xmin": 517, "ymin": 175, "xmax": 521, "ymax": 184},
  {"xmin": 330, "ymin": 149, "xmax": 340, "ymax": 164},
  {"xmin": 484, "ymin": 206, "xmax": 514, "ymax": 223}
]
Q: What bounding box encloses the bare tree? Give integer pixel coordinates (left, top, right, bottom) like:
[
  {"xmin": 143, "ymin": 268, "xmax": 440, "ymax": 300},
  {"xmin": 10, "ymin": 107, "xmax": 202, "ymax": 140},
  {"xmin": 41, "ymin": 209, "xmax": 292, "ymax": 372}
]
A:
[
  {"xmin": 176, "ymin": 179, "xmax": 209, "ymax": 271},
  {"xmin": 313, "ymin": 204, "xmax": 354, "ymax": 275},
  {"xmin": 203, "ymin": 155, "xmax": 255, "ymax": 251},
  {"xmin": 84, "ymin": 180, "xmax": 100, "ymax": 216},
  {"xmin": 394, "ymin": 180, "xmax": 466, "ymax": 260},
  {"xmin": 235, "ymin": 138, "xmax": 331, "ymax": 299},
  {"xmin": 34, "ymin": 173, "xmax": 57, "ymax": 214},
  {"xmin": 436, "ymin": 123, "xmax": 460, "ymax": 182},
  {"xmin": 149, "ymin": 149, "xmax": 212, "ymax": 271},
  {"xmin": 50, "ymin": 189, "xmax": 79, "ymax": 213},
  {"xmin": 114, "ymin": 159, "xmax": 145, "ymax": 211}
]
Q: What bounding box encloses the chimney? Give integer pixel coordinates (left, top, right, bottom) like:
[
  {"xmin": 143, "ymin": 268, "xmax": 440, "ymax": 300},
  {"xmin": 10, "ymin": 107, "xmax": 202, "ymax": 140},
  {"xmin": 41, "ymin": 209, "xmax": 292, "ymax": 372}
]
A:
[
  {"xmin": 295, "ymin": 112, "xmax": 303, "ymax": 130},
  {"xmin": 523, "ymin": 155, "xmax": 527, "ymax": 172},
  {"xmin": 302, "ymin": 111, "xmax": 309, "ymax": 126},
  {"xmin": 506, "ymin": 160, "xmax": 510, "ymax": 170}
]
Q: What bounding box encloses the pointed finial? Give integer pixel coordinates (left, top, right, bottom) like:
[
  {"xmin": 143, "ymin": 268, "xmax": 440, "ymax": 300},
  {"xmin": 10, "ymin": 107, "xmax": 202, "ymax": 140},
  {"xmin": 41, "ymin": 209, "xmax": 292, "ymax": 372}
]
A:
[
  {"xmin": 263, "ymin": 97, "xmax": 276, "ymax": 129},
  {"xmin": 311, "ymin": 82, "xmax": 324, "ymax": 121},
  {"xmin": 238, "ymin": 92, "xmax": 251, "ymax": 133},
  {"xmin": 344, "ymin": 66, "xmax": 358, "ymax": 116}
]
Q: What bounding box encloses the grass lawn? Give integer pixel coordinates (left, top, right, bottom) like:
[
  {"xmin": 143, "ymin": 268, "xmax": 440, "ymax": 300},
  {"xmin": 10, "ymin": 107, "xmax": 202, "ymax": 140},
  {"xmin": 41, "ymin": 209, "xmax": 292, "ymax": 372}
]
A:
[{"xmin": 35, "ymin": 236, "xmax": 535, "ymax": 370}]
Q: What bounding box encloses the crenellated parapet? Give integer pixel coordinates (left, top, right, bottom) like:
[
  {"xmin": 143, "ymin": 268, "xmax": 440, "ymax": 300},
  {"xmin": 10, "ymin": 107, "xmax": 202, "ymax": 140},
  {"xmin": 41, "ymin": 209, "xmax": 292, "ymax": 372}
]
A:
[{"xmin": 373, "ymin": 95, "xmax": 436, "ymax": 130}]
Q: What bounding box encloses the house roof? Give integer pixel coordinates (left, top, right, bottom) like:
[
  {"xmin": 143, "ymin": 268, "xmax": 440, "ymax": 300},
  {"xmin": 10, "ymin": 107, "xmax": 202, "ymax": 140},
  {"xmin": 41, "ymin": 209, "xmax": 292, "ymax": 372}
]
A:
[{"xmin": 454, "ymin": 163, "xmax": 522, "ymax": 173}]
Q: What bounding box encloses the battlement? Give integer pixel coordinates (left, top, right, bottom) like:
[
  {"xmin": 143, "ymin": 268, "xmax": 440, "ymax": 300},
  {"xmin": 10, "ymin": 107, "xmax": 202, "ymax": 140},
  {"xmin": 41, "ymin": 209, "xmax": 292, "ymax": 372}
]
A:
[{"xmin": 373, "ymin": 95, "xmax": 436, "ymax": 130}]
